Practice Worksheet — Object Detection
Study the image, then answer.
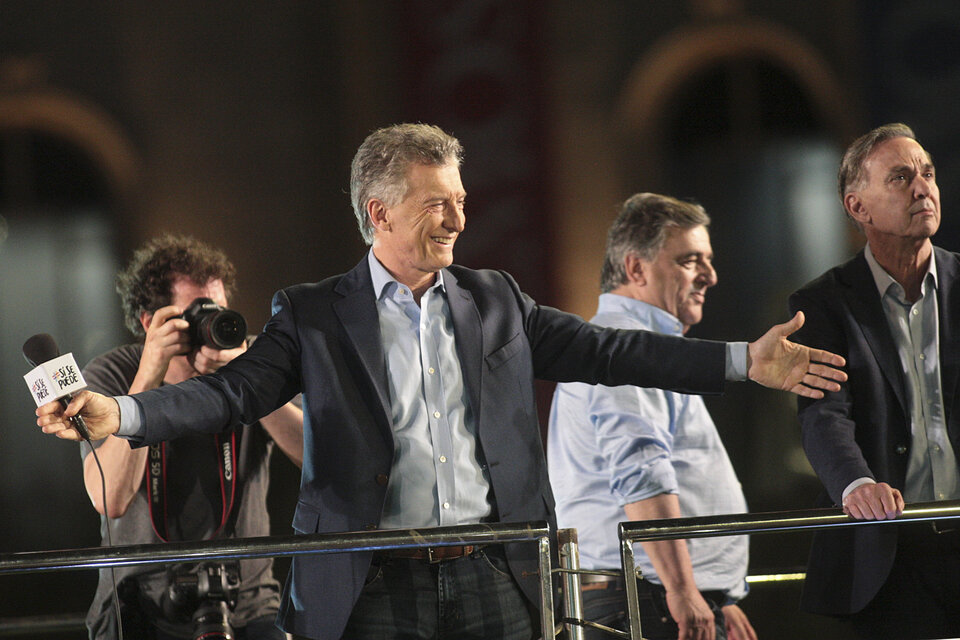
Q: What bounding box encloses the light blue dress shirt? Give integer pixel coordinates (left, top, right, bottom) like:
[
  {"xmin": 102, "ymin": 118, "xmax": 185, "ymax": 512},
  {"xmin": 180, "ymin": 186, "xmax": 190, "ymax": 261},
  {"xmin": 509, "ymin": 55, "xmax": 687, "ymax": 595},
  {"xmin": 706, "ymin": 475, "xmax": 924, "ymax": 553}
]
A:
[
  {"xmin": 548, "ymin": 294, "xmax": 748, "ymax": 599},
  {"xmin": 862, "ymin": 245, "xmax": 960, "ymax": 503},
  {"xmin": 367, "ymin": 251, "xmax": 492, "ymax": 529}
]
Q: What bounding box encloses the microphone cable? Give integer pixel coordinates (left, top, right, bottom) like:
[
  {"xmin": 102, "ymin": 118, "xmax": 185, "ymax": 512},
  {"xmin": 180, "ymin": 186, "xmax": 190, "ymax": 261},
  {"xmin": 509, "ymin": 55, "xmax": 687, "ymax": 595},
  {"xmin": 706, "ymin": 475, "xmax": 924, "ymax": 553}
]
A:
[
  {"xmin": 22, "ymin": 335, "xmax": 124, "ymax": 638},
  {"xmin": 84, "ymin": 436, "xmax": 125, "ymax": 640}
]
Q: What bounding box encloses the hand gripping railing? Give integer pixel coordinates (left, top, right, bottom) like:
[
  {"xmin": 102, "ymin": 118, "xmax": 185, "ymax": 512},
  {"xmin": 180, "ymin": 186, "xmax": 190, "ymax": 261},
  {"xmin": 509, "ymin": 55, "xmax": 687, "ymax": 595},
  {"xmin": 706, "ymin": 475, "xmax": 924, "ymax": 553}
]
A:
[
  {"xmin": 612, "ymin": 499, "xmax": 960, "ymax": 640},
  {"xmin": 0, "ymin": 521, "xmax": 555, "ymax": 639}
]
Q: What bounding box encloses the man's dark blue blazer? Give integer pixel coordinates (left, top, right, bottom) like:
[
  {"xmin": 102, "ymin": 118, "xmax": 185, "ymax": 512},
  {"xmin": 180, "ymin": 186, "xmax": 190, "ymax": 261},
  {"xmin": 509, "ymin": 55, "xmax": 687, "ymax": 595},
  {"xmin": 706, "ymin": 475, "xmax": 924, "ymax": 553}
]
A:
[
  {"xmin": 790, "ymin": 246, "xmax": 960, "ymax": 615},
  {"xmin": 127, "ymin": 254, "xmax": 728, "ymax": 640}
]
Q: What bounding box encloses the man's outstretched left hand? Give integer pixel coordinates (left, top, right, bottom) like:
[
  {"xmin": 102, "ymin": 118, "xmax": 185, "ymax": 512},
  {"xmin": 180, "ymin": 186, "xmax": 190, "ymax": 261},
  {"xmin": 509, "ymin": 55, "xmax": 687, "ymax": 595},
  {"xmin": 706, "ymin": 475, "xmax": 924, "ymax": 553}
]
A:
[{"xmin": 748, "ymin": 311, "xmax": 847, "ymax": 399}]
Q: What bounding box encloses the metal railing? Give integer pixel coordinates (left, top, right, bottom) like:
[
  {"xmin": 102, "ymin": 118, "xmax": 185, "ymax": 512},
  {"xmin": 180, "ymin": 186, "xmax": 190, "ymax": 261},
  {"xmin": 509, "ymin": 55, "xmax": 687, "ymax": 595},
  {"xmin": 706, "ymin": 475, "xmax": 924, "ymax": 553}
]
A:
[
  {"xmin": 0, "ymin": 614, "xmax": 86, "ymax": 638},
  {"xmin": 0, "ymin": 521, "xmax": 555, "ymax": 639},
  {"xmin": 613, "ymin": 500, "xmax": 960, "ymax": 640},
  {"xmin": 7, "ymin": 501, "xmax": 960, "ymax": 638}
]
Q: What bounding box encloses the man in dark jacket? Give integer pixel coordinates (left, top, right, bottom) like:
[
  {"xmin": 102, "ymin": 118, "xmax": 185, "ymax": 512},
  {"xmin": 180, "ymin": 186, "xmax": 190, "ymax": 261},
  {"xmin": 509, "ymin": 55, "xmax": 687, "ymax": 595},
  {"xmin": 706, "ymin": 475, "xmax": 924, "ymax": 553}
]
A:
[{"xmin": 791, "ymin": 123, "xmax": 960, "ymax": 638}]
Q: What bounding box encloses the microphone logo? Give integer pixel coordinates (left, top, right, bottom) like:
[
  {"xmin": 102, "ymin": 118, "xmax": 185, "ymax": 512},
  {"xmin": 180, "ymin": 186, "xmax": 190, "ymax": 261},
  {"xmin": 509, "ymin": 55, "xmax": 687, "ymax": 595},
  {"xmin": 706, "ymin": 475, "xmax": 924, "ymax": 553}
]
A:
[
  {"xmin": 23, "ymin": 353, "xmax": 88, "ymax": 408},
  {"xmin": 22, "ymin": 334, "xmax": 92, "ymax": 441},
  {"xmin": 31, "ymin": 378, "xmax": 51, "ymax": 403},
  {"xmin": 51, "ymin": 364, "xmax": 81, "ymax": 389}
]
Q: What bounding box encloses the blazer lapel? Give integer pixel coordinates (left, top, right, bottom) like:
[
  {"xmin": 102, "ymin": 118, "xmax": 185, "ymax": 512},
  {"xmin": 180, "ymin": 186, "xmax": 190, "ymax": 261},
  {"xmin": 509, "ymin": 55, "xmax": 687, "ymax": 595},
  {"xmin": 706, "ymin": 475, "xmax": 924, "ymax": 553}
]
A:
[
  {"xmin": 935, "ymin": 248, "xmax": 960, "ymax": 428},
  {"xmin": 840, "ymin": 252, "xmax": 908, "ymax": 415},
  {"xmin": 333, "ymin": 257, "xmax": 393, "ymax": 442},
  {"xmin": 444, "ymin": 269, "xmax": 483, "ymax": 430}
]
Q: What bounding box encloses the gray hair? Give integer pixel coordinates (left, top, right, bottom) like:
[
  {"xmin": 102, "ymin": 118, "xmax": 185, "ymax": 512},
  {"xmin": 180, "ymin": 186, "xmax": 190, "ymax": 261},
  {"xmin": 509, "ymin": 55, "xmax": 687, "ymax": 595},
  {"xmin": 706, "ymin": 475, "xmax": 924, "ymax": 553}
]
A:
[
  {"xmin": 349, "ymin": 123, "xmax": 464, "ymax": 245},
  {"xmin": 600, "ymin": 193, "xmax": 710, "ymax": 293},
  {"xmin": 838, "ymin": 123, "xmax": 925, "ymax": 227}
]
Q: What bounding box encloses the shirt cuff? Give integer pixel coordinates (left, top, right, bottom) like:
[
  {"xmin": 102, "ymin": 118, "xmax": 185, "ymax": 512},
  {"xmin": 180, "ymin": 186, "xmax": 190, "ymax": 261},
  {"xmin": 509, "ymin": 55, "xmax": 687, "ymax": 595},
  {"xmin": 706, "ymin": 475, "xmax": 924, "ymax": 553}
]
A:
[
  {"xmin": 725, "ymin": 342, "xmax": 749, "ymax": 381},
  {"xmin": 115, "ymin": 395, "xmax": 146, "ymax": 439},
  {"xmin": 725, "ymin": 578, "xmax": 749, "ymax": 602},
  {"xmin": 842, "ymin": 477, "xmax": 876, "ymax": 503}
]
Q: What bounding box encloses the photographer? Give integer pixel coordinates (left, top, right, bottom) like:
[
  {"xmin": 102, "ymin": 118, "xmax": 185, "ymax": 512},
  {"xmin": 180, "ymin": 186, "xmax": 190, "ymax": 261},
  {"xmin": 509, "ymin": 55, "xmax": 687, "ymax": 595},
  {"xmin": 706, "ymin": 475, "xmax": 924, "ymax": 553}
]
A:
[{"xmin": 80, "ymin": 234, "xmax": 302, "ymax": 640}]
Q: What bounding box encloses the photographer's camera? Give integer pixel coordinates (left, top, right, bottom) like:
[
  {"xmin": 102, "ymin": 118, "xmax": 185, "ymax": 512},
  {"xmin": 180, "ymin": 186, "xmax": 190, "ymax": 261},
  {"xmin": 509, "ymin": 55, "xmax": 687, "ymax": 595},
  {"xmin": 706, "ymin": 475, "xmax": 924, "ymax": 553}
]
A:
[
  {"xmin": 181, "ymin": 298, "xmax": 247, "ymax": 350},
  {"xmin": 162, "ymin": 562, "xmax": 240, "ymax": 640}
]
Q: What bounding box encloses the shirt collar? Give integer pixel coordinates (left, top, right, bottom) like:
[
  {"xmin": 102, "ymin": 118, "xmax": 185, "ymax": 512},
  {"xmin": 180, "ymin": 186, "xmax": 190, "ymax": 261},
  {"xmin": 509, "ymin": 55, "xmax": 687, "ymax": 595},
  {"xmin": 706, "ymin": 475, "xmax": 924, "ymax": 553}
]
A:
[
  {"xmin": 597, "ymin": 293, "xmax": 685, "ymax": 336},
  {"xmin": 367, "ymin": 249, "xmax": 445, "ymax": 300},
  {"xmin": 864, "ymin": 242, "xmax": 938, "ymax": 302}
]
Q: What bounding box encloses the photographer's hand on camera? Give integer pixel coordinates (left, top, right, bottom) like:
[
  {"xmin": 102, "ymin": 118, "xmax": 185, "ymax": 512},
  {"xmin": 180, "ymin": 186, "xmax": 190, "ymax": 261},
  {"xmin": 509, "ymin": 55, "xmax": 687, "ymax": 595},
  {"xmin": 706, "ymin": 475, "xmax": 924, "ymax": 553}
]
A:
[
  {"xmin": 135, "ymin": 305, "xmax": 192, "ymax": 390},
  {"xmin": 188, "ymin": 342, "xmax": 247, "ymax": 376},
  {"xmin": 73, "ymin": 304, "xmax": 195, "ymax": 516}
]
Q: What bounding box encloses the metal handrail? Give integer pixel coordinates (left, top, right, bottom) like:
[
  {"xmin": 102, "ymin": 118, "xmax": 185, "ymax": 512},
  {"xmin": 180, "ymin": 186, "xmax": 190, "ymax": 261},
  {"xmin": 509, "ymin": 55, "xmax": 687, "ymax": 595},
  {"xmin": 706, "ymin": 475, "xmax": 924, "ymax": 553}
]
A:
[
  {"xmin": 0, "ymin": 613, "xmax": 86, "ymax": 638},
  {"xmin": 619, "ymin": 499, "xmax": 960, "ymax": 542},
  {"xmin": 617, "ymin": 500, "xmax": 960, "ymax": 640},
  {"xmin": 0, "ymin": 521, "xmax": 555, "ymax": 639}
]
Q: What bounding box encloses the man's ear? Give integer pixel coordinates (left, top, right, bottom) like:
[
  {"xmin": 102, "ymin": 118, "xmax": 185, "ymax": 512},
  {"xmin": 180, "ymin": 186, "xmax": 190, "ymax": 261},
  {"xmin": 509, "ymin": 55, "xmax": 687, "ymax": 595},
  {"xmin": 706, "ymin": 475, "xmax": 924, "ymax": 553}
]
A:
[
  {"xmin": 845, "ymin": 192, "xmax": 869, "ymax": 226},
  {"xmin": 623, "ymin": 253, "xmax": 647, "ymax": 286},
  {"xmin": 367, "ymin": 199, "xmax": 390, "ymax": 234},
  {"xmin": 140, "ymin": 310, "xmax": 153, "ymax": 333}
]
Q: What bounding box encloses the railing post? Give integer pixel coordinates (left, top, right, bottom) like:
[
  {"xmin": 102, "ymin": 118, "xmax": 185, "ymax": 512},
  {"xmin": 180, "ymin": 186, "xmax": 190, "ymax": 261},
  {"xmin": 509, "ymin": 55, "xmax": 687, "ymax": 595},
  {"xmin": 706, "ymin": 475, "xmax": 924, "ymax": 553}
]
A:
[
  {"xmin": 619, "ymin": 531, "xmax": 643, "ymax": 640},
  {"xmin": 538, "ymin": 534, "xmax": 556, "ymax": 639},
  {"xmin": 557, "ymin": 528, "xmax": 585, "ymax": 640}
]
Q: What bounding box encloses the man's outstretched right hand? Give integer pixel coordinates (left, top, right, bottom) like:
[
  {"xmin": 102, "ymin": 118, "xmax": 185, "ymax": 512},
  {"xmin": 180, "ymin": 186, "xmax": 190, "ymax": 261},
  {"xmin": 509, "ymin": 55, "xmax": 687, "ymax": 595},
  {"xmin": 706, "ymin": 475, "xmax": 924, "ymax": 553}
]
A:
[{"xmin": 36, "ymin": 390, "xmax": 121, "ymax": 442}]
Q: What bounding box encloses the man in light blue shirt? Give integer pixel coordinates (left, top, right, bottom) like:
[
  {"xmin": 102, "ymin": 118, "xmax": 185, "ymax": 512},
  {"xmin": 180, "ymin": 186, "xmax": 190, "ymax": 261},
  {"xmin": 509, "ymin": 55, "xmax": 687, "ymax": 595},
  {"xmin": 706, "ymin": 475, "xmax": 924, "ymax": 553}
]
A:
[
  {"xmin": 549, "ymin": 193, "xmax": 756, "ymax": 640},
  {"xmin": 367, "ymin": 250, "xmax": 492, "ymax": 529}
]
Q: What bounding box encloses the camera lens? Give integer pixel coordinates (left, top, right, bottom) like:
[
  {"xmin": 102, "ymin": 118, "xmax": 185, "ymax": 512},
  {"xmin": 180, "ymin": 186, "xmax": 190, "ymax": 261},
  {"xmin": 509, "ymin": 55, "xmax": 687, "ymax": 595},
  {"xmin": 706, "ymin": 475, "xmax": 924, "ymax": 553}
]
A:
[
  {"xmin": 182, "ymin": 298, "xmax": 247, "ymax": 350},
  {"xmin": 192, "ymin": 600, "xmax": 235, "ymax": 640},
  {"xmin": 199, "ymin": 310, "xmax": 246, "ymax": 350}
]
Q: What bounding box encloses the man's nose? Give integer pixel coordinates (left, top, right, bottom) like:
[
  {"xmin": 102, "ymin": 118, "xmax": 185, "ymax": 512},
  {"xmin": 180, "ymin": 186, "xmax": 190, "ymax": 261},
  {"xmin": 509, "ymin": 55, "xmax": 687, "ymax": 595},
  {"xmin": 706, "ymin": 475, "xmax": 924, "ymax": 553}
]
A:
[
  {"xmin": 446, "ymin": 204, "xmax": 465, "ymax": 231},
  {"xmin": 700, "ymin": 263, "xmax": 718, "ymax": 287},
  {"xmin": 912, "ymin": 175, "xmax": 934, "ymax": 199}
]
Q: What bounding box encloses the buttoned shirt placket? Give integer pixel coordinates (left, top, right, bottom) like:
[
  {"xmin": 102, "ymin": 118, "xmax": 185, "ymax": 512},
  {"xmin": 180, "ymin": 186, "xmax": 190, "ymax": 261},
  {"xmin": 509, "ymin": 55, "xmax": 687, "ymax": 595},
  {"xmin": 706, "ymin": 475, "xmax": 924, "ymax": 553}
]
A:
[
  {"xmin": 418, "ymin": 285, "xmax": 459, "ymax": 525},
  {"xmin": 882, "ymin": 273, "xmax": 960, "ymax": 502}
]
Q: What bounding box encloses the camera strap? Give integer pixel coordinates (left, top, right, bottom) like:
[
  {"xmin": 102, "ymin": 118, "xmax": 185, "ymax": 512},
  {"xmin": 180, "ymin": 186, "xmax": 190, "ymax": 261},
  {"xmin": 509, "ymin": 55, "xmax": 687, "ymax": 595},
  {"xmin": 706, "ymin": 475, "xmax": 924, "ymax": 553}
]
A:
[{"xmin": 145, "ymin": 432, "xmax": 238, "ymax": 542}]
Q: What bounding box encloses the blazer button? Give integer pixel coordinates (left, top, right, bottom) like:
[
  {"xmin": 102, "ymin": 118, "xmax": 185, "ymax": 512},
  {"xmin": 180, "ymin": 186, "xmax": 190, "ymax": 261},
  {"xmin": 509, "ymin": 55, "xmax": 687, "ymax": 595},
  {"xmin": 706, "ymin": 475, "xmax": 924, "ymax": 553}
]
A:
[
  {"xmin": 375, "ymin": 473, "xmax": 389, "ymax": 486},
  {"xmin": 895, "ymin": 445, "xmax": 907, "ymax": 455}
]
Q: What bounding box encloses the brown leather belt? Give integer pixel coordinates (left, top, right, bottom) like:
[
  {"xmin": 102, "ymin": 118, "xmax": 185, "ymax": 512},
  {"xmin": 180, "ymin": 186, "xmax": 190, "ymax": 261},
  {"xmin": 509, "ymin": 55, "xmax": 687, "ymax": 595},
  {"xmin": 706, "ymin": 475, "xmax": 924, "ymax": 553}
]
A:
[
  {"xmin": 577, "ymin": 575, "xmax": 728, "ymax": 606},
  {"xmin": 579, "ymin": 574, "xmax": 624, "ymax": 591},
  {"xmin": 385, "ymin": 545, "xmax": 482, "ymax": 563}
]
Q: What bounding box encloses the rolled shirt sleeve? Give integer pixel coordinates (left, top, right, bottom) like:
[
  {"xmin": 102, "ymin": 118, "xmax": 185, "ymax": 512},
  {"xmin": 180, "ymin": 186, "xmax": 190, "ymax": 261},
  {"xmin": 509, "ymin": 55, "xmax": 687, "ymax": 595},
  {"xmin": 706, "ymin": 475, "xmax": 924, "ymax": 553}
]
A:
[{"xmin": 592, "ymin": 382, "xmax": 679, "ymax": 505}]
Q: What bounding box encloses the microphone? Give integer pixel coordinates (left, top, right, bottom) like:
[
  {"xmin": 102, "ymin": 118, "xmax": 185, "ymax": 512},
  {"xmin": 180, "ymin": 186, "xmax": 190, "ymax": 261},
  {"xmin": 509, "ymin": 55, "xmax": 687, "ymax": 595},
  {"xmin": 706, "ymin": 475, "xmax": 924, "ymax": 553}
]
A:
[{"xmin": 23, "ymin": 333, "xmax": 91, "ymax": 440}]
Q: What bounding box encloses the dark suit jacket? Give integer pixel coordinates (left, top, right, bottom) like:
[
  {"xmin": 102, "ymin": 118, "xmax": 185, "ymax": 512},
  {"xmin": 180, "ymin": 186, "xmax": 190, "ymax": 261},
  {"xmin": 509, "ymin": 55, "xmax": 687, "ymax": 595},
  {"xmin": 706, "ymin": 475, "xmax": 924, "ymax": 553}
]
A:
[
  {"xmin": 128, "ymin": 255, "xmax": 727, "ymax": 640},
  {"xmin": 789, "ymin": 246, "xmax": 960, "ymax": 615}
]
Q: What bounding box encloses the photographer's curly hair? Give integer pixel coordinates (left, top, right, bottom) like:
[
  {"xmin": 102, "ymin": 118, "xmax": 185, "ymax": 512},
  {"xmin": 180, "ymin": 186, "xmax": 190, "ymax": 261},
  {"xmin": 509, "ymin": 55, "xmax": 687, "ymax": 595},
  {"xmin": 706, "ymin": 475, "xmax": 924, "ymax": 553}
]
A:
[{"xmin": 116, "ymin": 234, "xmax": 237, "ymax": 338}]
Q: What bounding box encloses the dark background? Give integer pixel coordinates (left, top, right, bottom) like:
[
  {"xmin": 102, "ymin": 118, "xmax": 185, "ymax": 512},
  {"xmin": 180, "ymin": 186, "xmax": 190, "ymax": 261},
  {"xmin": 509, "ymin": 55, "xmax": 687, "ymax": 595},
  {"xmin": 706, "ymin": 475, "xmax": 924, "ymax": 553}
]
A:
[{"xmin": 2, "ymin": 1, "xmax": 960, "ymax": 637}]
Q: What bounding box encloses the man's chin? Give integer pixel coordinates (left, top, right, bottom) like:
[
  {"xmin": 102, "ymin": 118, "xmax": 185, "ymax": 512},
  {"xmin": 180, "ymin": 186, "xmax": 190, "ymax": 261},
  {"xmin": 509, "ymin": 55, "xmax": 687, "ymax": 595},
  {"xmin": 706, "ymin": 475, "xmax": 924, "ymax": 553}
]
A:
[
  {"xmin": 909, "ymin": 211, "xmax": 939, "ymax": 230},
  {"xmin": 431, "ymin": 254, "xmax": 455, "ymax": 269},
  {"xmin": 680, "ymin": 307, "xmax": 704, "ymax": 327}
]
